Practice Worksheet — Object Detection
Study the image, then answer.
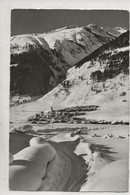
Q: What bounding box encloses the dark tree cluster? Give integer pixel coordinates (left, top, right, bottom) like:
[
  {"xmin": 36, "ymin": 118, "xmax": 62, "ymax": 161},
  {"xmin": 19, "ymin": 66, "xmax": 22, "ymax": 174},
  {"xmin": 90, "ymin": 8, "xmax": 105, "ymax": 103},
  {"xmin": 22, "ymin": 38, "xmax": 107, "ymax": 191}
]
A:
[
  {"xmin": 10, "ymin": 44, "xmax": 55, "ymax": 95},
  {"xmin": 90, "ymin": 49, "xmax": 129, "ymax": 82}
]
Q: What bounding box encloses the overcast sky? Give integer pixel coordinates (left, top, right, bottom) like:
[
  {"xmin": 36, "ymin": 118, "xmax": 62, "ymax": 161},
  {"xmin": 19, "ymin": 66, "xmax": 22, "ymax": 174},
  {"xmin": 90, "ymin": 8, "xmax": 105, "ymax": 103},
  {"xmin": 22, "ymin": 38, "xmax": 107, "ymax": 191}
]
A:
[{"xmin": 11, "ymin": 9, "xmax": 129, "ymax": 36}]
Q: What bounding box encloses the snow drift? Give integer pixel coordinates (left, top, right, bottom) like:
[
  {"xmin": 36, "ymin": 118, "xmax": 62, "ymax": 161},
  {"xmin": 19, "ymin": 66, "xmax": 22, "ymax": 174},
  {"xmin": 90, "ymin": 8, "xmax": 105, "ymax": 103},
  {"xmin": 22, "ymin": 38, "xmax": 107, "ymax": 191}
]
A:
[
  {"xmin": 9, "ymin": 137, "xmax": 56, "ymax": 191},
  {"xmin": 81, "ymin": 159, "xmax": 128, "ymax": 191}
]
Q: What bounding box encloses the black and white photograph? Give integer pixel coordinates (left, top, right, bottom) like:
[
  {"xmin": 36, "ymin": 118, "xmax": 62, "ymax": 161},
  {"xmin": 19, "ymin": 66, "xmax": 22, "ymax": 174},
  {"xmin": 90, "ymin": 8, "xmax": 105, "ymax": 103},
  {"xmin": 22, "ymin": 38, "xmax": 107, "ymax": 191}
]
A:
[{"xmin": 0, "ymin": 0, "xmax": 129, "ymax": 193}]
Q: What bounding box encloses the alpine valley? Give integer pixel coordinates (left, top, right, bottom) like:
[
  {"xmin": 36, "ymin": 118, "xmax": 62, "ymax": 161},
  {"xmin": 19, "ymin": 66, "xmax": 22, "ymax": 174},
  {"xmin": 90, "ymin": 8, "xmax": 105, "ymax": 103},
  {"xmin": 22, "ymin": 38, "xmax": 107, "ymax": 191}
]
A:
[{"xmin": 9, "ymin": 24, "xmax": 129, "ymax": 192}]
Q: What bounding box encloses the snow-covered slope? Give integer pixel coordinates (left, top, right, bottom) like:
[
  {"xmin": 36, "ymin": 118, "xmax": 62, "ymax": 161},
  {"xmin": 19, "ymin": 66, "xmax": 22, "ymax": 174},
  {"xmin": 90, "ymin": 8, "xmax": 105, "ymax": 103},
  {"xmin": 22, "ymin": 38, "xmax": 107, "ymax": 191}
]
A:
[
  {"xmin": 10, "ymin": 24, "xmax": 115, "ymax": 95},
  {"xmin": 36, "ymin": 31, "xmax": 129, "ymax": 120}
]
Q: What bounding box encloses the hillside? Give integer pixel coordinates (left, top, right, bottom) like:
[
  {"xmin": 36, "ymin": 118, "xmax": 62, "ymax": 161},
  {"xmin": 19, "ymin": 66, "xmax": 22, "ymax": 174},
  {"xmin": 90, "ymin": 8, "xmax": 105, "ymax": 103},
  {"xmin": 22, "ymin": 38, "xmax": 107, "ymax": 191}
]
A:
[
  {"xmin": 34, "ymin": 31, "xmax": 129, "ymax": 121},
  {"xmin": 10, "ymin": 24, "xmax": 115, "ymax": 96},
  {"xmin": 10, "ymin": 30, "xmax": 129, "ymax": 125}
]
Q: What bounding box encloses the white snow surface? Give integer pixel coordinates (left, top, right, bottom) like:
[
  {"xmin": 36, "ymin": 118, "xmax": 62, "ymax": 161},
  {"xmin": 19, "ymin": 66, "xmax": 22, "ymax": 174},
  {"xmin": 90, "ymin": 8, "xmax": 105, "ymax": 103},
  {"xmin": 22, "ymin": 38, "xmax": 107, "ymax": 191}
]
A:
[{"xmin": 9, "ymin": 141, "xmax": 56, "ymax": 191}]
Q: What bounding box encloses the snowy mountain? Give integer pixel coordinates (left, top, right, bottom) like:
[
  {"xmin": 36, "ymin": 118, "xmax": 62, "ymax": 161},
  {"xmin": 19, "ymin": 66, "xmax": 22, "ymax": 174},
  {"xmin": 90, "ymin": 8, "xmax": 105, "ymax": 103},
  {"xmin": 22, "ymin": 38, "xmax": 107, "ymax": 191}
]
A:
[
  {"xmin": 10, "ymin": 24, "xmax": 116, "ymax": 95},
  {"xmin": 36, "ymin": 31, "xmax": 129, "ymax": 120},
  {"xmin": 104, "ymin": 26, "xmax": 127, "ymax": 37}
]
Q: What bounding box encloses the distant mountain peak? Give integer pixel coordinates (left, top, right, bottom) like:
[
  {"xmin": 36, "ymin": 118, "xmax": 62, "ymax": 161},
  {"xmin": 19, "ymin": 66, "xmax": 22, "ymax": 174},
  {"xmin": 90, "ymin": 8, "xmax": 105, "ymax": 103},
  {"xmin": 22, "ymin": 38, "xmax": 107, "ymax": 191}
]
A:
[
  {"xmin": 87, "ymin": 23, "xmax": 98, "ymax": 28},
  {"xmin": 48, "ymin": 25, "xmax": 78, "ymax": 33},
  {"xmin": 113, "ymin": 26, "xmax": 127, "ymax": 34},
  {"xmin": 114, "ymin": 26, "xmax": 127, "ymax": 30},
  {"xmin": 63, "ymin": 25, "xmax": 78, "ymax": 29},
  {"xmin": 87, "ymin": 23, "xmax": 105, "ymax": 32},
  {"xmin": 103, "ymin": 26, "xmax": 127, "ymax": 37}
]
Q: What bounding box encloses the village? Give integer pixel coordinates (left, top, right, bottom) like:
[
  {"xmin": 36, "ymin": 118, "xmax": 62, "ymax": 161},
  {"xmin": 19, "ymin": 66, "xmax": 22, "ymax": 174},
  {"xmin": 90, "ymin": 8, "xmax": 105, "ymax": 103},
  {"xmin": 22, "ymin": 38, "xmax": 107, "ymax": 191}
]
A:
[{"xmin": 27, "ymin": 105, "xmax": 129, "ymax": 125}]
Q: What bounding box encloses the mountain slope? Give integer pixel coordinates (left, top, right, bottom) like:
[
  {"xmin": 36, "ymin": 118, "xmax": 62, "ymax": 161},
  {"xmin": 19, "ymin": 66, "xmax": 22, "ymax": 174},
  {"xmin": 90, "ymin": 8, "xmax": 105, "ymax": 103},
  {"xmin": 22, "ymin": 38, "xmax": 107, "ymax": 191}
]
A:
[
  {"xmin": 36, "ymin": 31, "xmax": 129, "ymax": 121},
  {"xmin": 10, "ymin": 24, "xmax": 115, "ymax": 96}
]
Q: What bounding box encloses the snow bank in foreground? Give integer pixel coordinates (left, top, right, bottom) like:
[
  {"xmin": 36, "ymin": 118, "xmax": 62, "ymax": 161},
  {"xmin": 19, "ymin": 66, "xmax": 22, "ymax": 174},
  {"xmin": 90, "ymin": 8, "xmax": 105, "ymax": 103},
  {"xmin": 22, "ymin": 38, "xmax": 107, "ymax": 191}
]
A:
[
  {"xmin": 9, "ymin": 138, "xmax": 56, "ymax": 191},
  {"xmin": 39, "ymin": 151, "xmax": 71, "ymax": 191},
  {"xmin": 81, "ymin": 159, "xmax": 128, "ymax": 192}
]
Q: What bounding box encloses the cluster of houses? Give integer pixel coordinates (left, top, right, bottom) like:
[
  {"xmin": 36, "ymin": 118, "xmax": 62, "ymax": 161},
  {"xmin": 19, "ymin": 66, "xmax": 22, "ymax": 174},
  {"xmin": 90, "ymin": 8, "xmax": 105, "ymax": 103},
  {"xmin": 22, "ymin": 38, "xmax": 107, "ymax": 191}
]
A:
[
  {"xmin": 28, "ymin": 105, "xmax": 99, "ymax": 124},
  {"xmin": 28, "ymin": 105, "xmax": 129, "ymax": 125}
]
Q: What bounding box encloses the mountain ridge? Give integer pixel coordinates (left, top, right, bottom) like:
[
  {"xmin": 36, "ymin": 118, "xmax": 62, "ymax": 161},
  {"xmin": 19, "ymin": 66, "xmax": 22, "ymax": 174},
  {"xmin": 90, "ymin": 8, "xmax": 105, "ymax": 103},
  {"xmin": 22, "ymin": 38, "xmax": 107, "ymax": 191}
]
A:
[{"xmin": 10, "ymin": 24, "xmax": 126, "ymax": 96}]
